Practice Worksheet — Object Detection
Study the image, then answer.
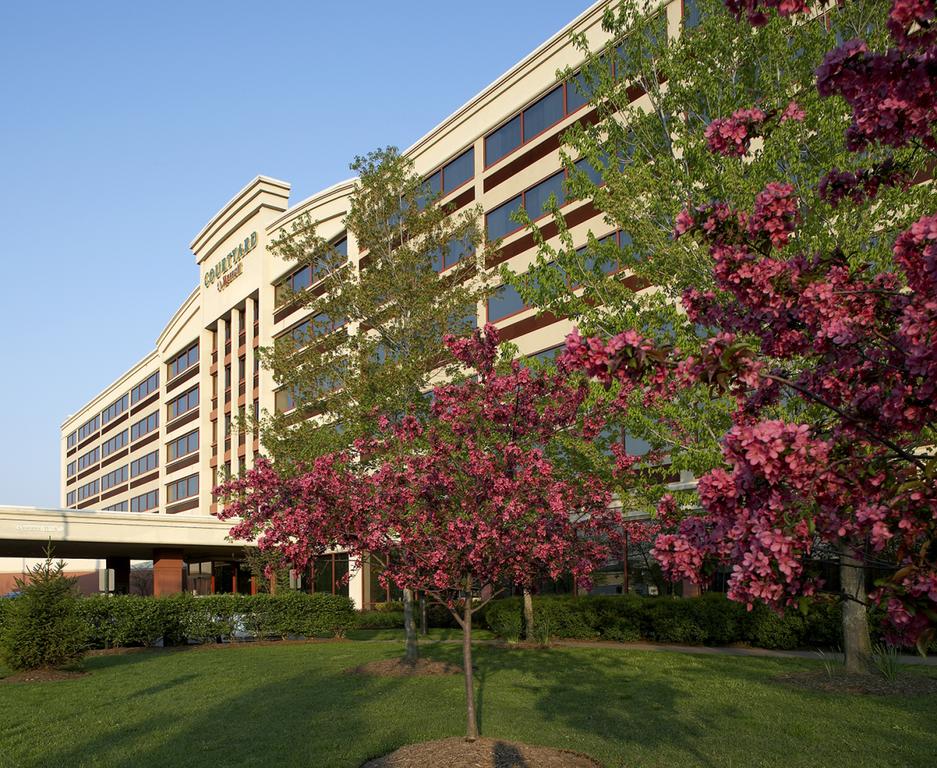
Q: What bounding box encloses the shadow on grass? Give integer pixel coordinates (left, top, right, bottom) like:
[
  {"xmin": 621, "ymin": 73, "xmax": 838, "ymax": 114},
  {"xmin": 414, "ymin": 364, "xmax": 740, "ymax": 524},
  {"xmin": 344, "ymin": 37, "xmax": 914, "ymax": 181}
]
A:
[{"xmin": 15, "ymin": 640, "xmax": 937, "ymax": 768}]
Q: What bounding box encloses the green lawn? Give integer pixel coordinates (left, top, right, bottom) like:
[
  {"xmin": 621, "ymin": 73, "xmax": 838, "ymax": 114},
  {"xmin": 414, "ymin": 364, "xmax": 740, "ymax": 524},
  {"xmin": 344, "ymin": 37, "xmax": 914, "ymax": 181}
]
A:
[{"xmin": 0, "ymin": 639, "xmax": 934, "ymax": 768}]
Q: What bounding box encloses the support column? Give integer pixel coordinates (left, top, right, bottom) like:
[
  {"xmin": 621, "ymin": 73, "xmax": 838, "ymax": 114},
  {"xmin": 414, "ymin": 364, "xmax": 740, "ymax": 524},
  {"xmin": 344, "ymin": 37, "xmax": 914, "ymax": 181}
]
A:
[
  {"xmin": 153, "ymin": 548, "xmax": 184, "ymax": 596},
  {"xmin": 244, "ymin": 297, "xmax": 256, "ymax": 469},
  {"xmin": 106, "ymin": 556, "xmax": 131, "ymax": 595}
]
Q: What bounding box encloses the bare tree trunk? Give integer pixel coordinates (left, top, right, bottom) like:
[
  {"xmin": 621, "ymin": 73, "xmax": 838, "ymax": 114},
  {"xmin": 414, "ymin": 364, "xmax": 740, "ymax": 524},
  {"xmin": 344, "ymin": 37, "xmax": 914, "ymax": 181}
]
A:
[
  {"xmin": 403, "ymin": 587, "xmax": 418, "ymax": 664},
  {"xmin": 419, "ymin": 593, "xmax": 428, "ymax": 636},
  {"xmin": 522, "ymin": 589, "xmax": 535, "ymax": 641},
  {"xmin": 463, "ymin": 578, "xmax": 479, "ymax": 741},
  {"xmin": 838, "ymin": 540, "xmax": 872, "ymax": 675}
]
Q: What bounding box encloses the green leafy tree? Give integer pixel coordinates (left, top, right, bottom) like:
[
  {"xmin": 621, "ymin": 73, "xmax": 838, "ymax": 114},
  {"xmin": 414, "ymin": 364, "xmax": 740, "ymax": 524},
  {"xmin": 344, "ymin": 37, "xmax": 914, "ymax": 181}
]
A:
[
  {"xmin": 0, "ymin": 545, "xmax": 86, "ymax": 671},
  {"xmin": 506, "ymin": 0, "xmax": 934, "ymax": 514},
  {"xmin": 259, "ymin": 146, "xmax": 488, "ymax": 661}
]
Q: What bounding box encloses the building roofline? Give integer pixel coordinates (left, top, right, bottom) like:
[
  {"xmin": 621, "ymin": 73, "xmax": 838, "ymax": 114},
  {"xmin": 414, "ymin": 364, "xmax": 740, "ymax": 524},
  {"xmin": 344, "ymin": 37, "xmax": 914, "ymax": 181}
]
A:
[
  {"xmin": 155, "ymin": 286, "xmax": 200, "ymax": 351},
  {"xmin": 189, "ymin": 175, "xmax": 291, "ymax": 255},
  {"xmin": 266, "ymin": 177, "xmax": 357, "ymax": 234}
]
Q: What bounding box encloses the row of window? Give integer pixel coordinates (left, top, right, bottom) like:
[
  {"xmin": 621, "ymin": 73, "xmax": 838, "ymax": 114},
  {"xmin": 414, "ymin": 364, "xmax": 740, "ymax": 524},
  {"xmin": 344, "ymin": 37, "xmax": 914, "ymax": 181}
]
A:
[
  {"xmin": 277, "ymin": 236, "xmax": 349, "ymax": 302},
  {"xmin": 131, "ymin": 489, "xmax": 159, "ymax": 513},
  {"xmin": 486, "ymin": 230, "xmax": 630, "ymax": 322},
  {"xmin": 131, "ymin": 450, "xmax": 158, "ymax": 478},
  {"xmin": 168, "ymin": 429, "xmax": 198, "ymax": 462},
  {"xmin": 102, "ymin": 429, "xmax": 128, "ymax": 458},
  {"xmin": 77, "ymin": 415, "xmax": 99, "ymax": 443},
  {"xmin": 66, "ymin": 461, "xmax": 76, "ymax": 478},
  {"xmin": 101, "ymin": 465, "xmax": 128, "ymax": 492},
  {"xmin": 102, "ymin": 393, "xmax": 129, "ymax": 425},
  {"xmin": 131, "ymin": 411, "xmax": 159, "ymax": 441},
  {"xmin": 486, "ymin": 157, "xmax": 601, "ymax": 241},
  {"xmin": 131, "ymin": 372, "xmax": 159, "ymax": 404},
  {"xmin": 77, "ymin": 479, "xmax": 98, "ymax": 502},
  {"xmin": 423, "ymin": 147, "xmax": 475, "ymax": 199},
  {"xmin": 167, "ymin": 473, "xmax": 199, "ymax": 504},
  {"xmin": 168, "ymin": 385, "xmax": 199, "ymax": 421},
  {"xmin": 103, "ymin": 501, "xmax": 128, "ymax": 511},
  {"xmin": 168, "ymin": 342, "xmax": 199, "ymax": 380},
  {"xmin": 77, "ymin": 446, "xmax": 99, "ymax": 472}
]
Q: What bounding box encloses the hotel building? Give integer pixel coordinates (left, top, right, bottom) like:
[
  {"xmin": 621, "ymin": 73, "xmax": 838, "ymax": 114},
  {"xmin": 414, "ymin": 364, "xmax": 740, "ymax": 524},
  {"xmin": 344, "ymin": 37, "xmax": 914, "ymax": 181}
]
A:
[{"xmin": 54, "ymin": 0, "xmax": 695, "ymax": 603}]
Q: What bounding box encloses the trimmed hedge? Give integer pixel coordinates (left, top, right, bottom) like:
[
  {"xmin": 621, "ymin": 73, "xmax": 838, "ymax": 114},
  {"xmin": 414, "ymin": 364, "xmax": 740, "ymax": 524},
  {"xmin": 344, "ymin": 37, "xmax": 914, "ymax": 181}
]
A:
[
  {"xmin": 484, "ymin": 593, "xmax": 850, "ymax": 650},
  {"xmin": 76, "ymin": 592, "xmax": 356, "ymax": 648}
]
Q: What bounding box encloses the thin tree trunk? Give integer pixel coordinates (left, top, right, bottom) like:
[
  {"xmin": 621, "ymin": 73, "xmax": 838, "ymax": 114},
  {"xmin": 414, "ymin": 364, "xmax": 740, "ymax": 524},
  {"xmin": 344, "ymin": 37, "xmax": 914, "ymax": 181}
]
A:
[
  {"xmin": 838, "ymin": 540, "xmax": 872, "ymax": 675},
  {"xmin": 463, "ymin": 578, "xmax": 479, "ymax": 741},
  {"xmin": 522, "ymin": 589, "xmax": 535, "ymax": 641},
  {"xmin": 403, "ymin": 587, "xmax": 418, "ymax": 664},
  {"xmin": 420, "ymin": 593, "xmax": 428, "ymax": 636}
]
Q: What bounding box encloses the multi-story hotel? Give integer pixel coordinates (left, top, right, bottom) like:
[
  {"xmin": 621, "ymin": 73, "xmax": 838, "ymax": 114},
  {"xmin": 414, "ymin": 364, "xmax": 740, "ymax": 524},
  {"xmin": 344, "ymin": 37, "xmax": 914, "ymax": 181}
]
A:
[{"xmin": 53, "ymin": 0, "xmax": 694, "ymax": 603}]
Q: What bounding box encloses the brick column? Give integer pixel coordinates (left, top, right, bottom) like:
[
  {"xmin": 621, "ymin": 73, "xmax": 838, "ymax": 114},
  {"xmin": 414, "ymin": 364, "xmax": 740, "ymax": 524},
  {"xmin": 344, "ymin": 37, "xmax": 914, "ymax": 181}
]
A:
[
  {"xmin": 106, "ymin": 556, "xmax": 131, "ymax": 595},
  {"xmin": 153, "ymin": 548, "xmax": 185, "ymax": 596}
]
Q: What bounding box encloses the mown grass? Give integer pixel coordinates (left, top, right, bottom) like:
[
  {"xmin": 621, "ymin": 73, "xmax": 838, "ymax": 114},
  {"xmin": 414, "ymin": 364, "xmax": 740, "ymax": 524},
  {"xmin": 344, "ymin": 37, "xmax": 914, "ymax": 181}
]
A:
[{"xmin": 0, "ymin": 639, "xmax": 934, "ymax": 768}]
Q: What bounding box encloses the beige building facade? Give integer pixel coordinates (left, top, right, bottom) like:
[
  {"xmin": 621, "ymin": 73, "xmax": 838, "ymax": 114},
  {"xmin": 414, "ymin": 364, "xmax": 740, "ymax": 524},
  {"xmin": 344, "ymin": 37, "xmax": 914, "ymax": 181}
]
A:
[{"xmin": 52, "ymin": 0, "xmax": 692, "ymax": 603}]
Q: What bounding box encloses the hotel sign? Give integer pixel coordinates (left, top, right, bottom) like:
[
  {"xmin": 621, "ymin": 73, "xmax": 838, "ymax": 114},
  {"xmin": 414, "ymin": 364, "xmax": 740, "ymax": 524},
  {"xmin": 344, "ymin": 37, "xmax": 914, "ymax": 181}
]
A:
[{"xmin": 205, "ymin": 231, "xmax": 257, "ymax": 292}]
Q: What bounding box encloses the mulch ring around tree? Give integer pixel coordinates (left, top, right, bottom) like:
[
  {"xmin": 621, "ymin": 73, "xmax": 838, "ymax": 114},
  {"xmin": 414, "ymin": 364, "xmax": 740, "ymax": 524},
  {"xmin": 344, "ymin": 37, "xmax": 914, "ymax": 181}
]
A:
[
  {"xmin": 774, "ymin": 670, "xmax": 937, "ymax": 696},
  {"xmin": 361, "ymin": 737, "xmax": 603, "ymax": 768},
  {"xmin": 0, "ymin": 668, "xmax": 89, "ymax": 684},
  {"xmin": 348, "ymin": 658, "xmax": 462, "ymax": 677}
]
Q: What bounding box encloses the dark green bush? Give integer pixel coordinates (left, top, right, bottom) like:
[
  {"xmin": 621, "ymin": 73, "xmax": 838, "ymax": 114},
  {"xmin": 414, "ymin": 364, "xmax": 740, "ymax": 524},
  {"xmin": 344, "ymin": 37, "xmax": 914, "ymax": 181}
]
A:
[
  {"xmin": 0, "ymin": 554, "xmax": 87, "ymax": 671},
  {"xmin": 76, "ymin": 592, "xmax": 355, "ymax": 648},
  {"xmin": 355, "ymin": 610, "xmax": 405, "ymax": 629},
  {"xmin": 482, "ymin": 593, "xmax": 853, "ymax": 651}
]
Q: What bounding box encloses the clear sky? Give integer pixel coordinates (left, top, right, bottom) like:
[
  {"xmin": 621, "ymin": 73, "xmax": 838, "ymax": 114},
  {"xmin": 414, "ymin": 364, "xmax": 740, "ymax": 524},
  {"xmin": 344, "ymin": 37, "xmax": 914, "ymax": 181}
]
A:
[{"xmin": 0, "ymin": 1, "xmax": 595, "ymax": 507}]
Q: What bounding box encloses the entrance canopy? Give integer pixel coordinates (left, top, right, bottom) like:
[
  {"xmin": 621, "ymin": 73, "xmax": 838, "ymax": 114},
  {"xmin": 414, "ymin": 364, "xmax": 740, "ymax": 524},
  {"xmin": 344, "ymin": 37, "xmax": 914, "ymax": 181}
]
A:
[{"xmin": 0, "ymin": 505, "xmax": 245, "ymax": 560}]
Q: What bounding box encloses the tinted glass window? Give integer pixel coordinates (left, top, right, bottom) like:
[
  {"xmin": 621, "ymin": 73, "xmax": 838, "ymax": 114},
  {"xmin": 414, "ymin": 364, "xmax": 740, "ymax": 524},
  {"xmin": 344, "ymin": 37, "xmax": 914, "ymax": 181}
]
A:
[
  {"xmin": 486, "ymin": 195, "xmax": 522, "ymax": 240},
  {"xmin": 524, "ymin": 172, "xmax": 565, "ymax": 218},
  {"xmin": 445, "ymin": 236, "xmax": 474, "ymax": 269},
  {"xmin": 566, "ymin": 70, "xmax": 595, "ymax": 113},
  {"xmin": 443, "ymin": 148, "xmax": 474, "ymax": 192},
  {"xmin": 487, "ymin": 284, "xmax": 526, "ymax": 322},
  {"xmin": 574, "ymin": 157, "xmax": 604, "ymax": 186},
  {"xmin": 523, "ymin": 87, "xmax": 564, "ymax": 141},
  {"xmin": 485, "ymin": 115, "xmax": 521, "ymax": 166}
]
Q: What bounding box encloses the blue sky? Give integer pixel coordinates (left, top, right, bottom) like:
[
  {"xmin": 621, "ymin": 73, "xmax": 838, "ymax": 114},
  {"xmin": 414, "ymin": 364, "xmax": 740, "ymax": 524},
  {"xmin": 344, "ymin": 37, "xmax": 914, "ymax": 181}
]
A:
[{"xmin": 0, "ymin": 1, "xmax": 594, "ymax": 507}]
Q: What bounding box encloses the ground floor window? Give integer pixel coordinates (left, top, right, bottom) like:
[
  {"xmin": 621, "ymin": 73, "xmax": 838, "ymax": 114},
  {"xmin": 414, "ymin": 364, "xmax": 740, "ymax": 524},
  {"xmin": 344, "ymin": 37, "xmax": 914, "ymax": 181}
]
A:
[{"xmin": 308, "ymin": 553, "xmax": 349, "ymax": 597}]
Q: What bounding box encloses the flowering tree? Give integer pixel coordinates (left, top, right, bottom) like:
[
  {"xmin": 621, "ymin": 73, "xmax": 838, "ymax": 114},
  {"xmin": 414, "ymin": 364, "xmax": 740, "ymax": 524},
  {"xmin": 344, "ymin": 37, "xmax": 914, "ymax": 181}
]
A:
[
  {"xmin": 350, "ymin": 324, "xmax": 626, "ymax": 740},
  {"xmin": 219, "ymin": 324, "xmax": 629, "ymax": 740},
  {"xmin": 563, "ymin": 0, "xmax": 937, "ymax": 673}
]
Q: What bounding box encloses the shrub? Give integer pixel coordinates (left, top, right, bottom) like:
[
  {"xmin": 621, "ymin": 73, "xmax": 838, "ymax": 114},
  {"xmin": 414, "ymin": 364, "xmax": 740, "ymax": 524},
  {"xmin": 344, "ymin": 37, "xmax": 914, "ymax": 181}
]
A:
[
  {"xmin": 355, "ymin": 610, "xmax": 405, "ymax": 629},
  {"xmin": 0, "ymin": 551, "xmax": 86, "ymax": 671},
  {"xmin": 483, "ymin": 593, "xmax": 848, "ymax": 650}
]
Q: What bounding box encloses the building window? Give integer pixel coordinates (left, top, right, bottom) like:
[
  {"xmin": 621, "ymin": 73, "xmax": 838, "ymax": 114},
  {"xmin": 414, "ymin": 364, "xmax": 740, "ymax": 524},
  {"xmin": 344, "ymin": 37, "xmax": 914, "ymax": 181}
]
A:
[
  {"xmin": 311, "ymin": 553, "xmax": 350, "ymax": 597},
  {"xmin": 130, "ymin": 489, "xmax": 159, "ymax": 513},
  {"xmin": 102, "ymin": 429, "xmax": 129, "ymax": 458},
  {"xmin": 168, "ymin": 341, "xmax": 199, "ymax": 380},
  {"xmin": 66, "ymin": 431, "xmax": 77, "ymax": 449},
  {"xmin": 77, "ymin": 415, "xmax": 100, "ymax": 442},
  {"xmin": 484, "ymin": 74, "xmax": 599, "ymax": 167},
  {"xmin": 66, "ymin": 491, "xmax": 76, "ymax": 506},
  {"xmin": 424, "ymin": 147, "xmax": 475, "ymax": 202},
  {"xmin": 131, "ymin": 372, "xmax": 159, "ymax": 404},
  {"xmin": 103, "ymin": 501, "xmax": 128, "ymax": 512},
  {"xmin": 130, "ymin": 450, "xmax": 158, "ymax": 478},
  {"xmin": 66, "ymin": 461, "xmax": 76, "ymax": 478},
  {"xmin": 430, "ymin": 235, "xmax": 475, "ymax": 273},
  {"xmin": 275, "ymin": 385, "xmax": 300, "ymax": 414},
  {"xmin": 486, "ymin": 171, "xmax": 566, "ymax": 241},
  {"xmin": 77, "ymin": 447, "xmax": 100, "ymax": 472},
  {"xmin": 101, "ymin": 393, "xmax": 129, "ymax": 425},
  {"xmin": 130, "ymin": 411, "xmax": 159, "ymax": 441},
  {"xmin": 167, "ymin": 429, "xmax": 198, "ymax": 462},
  {"xmin": 168, "ymin": 385, "xmax": 199, "ymax": 421},
  {"xmin": 276, "ymin": 234, "xmax": 349, "ymax": 303},
  {"xmin": 101, "ymin": 465, "xmax": 128, "ymax": 492},
  {"xmin": 486, "ymin": 284, "xmax": 527, "ymax": 323},
  {"xmin": 77, "ymin": 479, "xmax": 99, "ymax": 502},
  {"xmin": 167, "ymin": 473, "xmax": 199, "ymax": 504}
]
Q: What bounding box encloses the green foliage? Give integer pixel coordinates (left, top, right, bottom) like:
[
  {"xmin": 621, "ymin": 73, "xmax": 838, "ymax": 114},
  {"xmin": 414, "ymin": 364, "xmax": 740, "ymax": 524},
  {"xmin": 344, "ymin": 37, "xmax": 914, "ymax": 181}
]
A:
[
  {"xmin": 77, "ymin": 592, "xmax": 356, "ymax": 648},
  {"xmin": 355, "ymin": 610, "xmax": 405, "ymax": 629},
  {"xmin": 260, "ymin": 146, "xmax": 489, "ymax": 467},
  {"xmin": 872, "ymin": 643, "xmax": 901, "ymax": 681},
  {"xmin": 485, "ymin": 593, "xmax": 847, "ymax": 650},
  {"xmin": 505, "ymin": 0, "xmax": 937, "ymax": 514},
  {"xmin": 0, "ymin": 549, "xmax": 86, "ymax": 671}
]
